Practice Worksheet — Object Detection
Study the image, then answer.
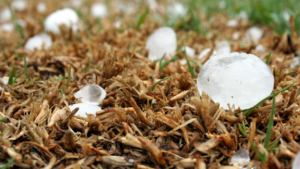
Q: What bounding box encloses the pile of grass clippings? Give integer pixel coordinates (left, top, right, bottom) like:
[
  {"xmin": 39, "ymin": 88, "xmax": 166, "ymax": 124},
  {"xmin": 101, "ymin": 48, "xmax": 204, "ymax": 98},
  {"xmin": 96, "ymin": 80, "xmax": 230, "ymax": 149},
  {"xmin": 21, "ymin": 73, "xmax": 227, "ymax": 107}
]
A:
[{"xmin": 1, "ymin": 0, "xmax": 300, "ymax": 168}]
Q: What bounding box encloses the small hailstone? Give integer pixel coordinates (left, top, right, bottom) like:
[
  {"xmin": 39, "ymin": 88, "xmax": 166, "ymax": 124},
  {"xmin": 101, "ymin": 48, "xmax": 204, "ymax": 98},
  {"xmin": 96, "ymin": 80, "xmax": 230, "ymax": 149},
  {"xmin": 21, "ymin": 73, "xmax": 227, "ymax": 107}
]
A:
[
  {"xmin": 255, "ymin": 44, "xmax": 266, "ymax": 52},
  {"xmin": 70, "ymin": 0, "xmax": 83, "ymax": 8},
  {"xmin": 74, "ymin": 84, "xmax": 106, "ymax": 106},
  {"xmin": 147, "ymin": 0, "xmax": 159, "ymax": 11},
  {"xmin": 146, "ymin": 27, "xmax": 177, "ymax": 61},
  {"xmin": 113, "ymin": 20, "xmax": 121, "ymax": 28},
  {"xmin": 198, "ymin": 48, "xmax": 211, "ymax": 59},
  {"xmin": 219, "ymin": 0, "xmax": 226, "ymax": 9},
  {"xmin": 197, "ymin": 52, "xmax": 274, "ymax": 109},
  {"xmin": 237, "ymin": 11, "xmax": 248, "ymax": 21},
  {"xmin": 1, "ymin": 8, "xmax": 11, "ymax": 22},
  {"xmin": 232, "ymin": 32, "xmax": 240, "ymax": 40},
  {"xmin": 37, "ymin": 2, "xmax": 46, "ymax": 13},
  {"xmin": 226, "ymin": 19, "xmax": 238, "ymax": 27},
  {"xmin": 182, "ymin": 46, "xmax": 195, "ymax": 57},
  {"xmin": 0, "ymin": 77, "xmax": 9, "ymax": 90},
  {"xmin": 282, "ymin": 11, "xmax": 290, "ymax": 22},
  {"xmin": 11, "ymin": 0, "xmax": 27, "ymax": 11},
  {"xmin": 214, "ymin": 41, "xmax": 231, "ymax": 54},
  {"xmin": 291, "ymin": 57, "xmax": 300, "ymax": 69},
  {"xmin": 166, "ymin": 2, "xmax": 187, "ymax": 17},
  {"xmin": 91, "ymin": 3, "xmax": 108, "ymax": 18},
  {"xmin": 0, "ymin": 19, "xmax": 26, "ymax": 32},
  {"xmin": 44, "ymin": 8, "xmax": 80, "ymax": 34},
  {"xmin": 24, "ymin": 33, "xmax": 52, "ymax": 51},
  {"xmin": 231, "ymin": 149, "xmax": 250, "ymax": 167},
  {"xmin": 69, "ymin": 103, "xmax": 101, "ymax": 118},
  {"xmin": 246, "ymin": 27, "xmax": 263, "ymax": 44},
  {"xmin": 293, "ymin": 152, "xmax": 300, "ymax": 169}
]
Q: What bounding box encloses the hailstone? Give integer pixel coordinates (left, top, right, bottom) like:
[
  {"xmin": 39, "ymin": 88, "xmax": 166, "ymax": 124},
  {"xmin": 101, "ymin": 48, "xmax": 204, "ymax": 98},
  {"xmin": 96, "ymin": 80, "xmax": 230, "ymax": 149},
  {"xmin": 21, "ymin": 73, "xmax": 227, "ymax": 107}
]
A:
[
  {"xmin": 0, "ymin": 77, "xmax": 9, "ymax": 90},
  {"xmin": 146, "ymin": 27, "xmax": 177, "ymax": 61},
  {"xmin": 182, "ymin": 46, "xmax": 195, "ymax": 57},
  {"xmin": 1, "ymin": 8, "xmax": 11, "ymax": 22},
  {"xmin": 197, "ymin": 52, "xmax": 274, "ymax": 109},
  {"xmin": 44, "ymin": 8, "xmax": 80, "ymax": 34},
  {"xmin": 24, "ymin": 33, "xmax": 52, "ymax": 51},
  {"xmin": 293, "ymin": 152, "xmax": 300, "ymax": 169},
  {"xmin": 74, "ymin": 84, "xmax": 106, "ymax": 105},
  {"xmin": 166, "ymin": 2, "xmax": 187, "ymax": 17},
  {"xmin": 230, "ymin": 149, "xmax": 250, "ymax": 167},
  {"xmin": 91, "ymin": 3, "xmax": 108, "ymax": 18},
  {"xmin": 69, "ymin": 103, "xmax": 101, "ymax": 118},
  {"xmin": 246, "ymin": 27, "xmax": 263, "ymax": 44}
]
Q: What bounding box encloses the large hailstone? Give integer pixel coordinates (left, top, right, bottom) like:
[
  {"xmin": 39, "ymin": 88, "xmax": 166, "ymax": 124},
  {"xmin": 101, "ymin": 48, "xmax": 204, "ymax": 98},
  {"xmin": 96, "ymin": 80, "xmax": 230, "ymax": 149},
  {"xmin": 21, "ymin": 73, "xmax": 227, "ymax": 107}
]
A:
[
  {"xmin": 197, "ymin": 52, "xmax": 274, "ymax": 109},
  {"xmin": 24, "ymin": 33, "xmax": 52, "ymax": 51},
  {"xmin": 74, "ymin": 84, "xmax": 106, "ymax": 105},
  {"xmin": 69, "ymin": 103, "xmax": 101, "ymax": 118},
  {"xmin": 246, "ymin": 27, "xmax": 263, "ymax": 44},
  {"xmin": 91, "ymin": 3, "xmax": 108, "ymax": 18},
  {"xmin": 44, "ymin": 8, "xmax": 80, "ymax": 34},
  {"xmin": 146, "ymin": 27, "xmax": 177, "ymax": 61}
]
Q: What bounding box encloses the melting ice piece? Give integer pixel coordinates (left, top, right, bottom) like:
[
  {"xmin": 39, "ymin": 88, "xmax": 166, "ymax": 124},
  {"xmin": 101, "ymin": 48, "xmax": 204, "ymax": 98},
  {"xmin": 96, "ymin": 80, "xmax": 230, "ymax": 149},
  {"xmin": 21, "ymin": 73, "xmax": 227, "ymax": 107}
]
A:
[
  {"xmin": 182, "ymin": 46, "xmax": 195, "ymax": 57},
  {"xmin": 226, "ymin": 19, "xmax": 238, "ymax": 27},
  {"xmin": 214, "ymin": 41, "xmax": 231, "ymax": 54},
  {"xmin": 146, "ymin": 27, "xmax": 177, "ymax": 61},
  {"xmin": 37, "ymin": 2, "xmax": 46, "ymax": 14},
  {"xmin": 291, "ymin": 57, "xmax": 300, "ymax": 68},
  {"xmin": 0, "ymin": 77, "xmax": 9, "ymax": 90},
  {"xmin": 246, "ymin": 27, "xmax": 263, "ymax": 44},
  {"xmin": 44, "ymin": 8, "xmax": 80, "ymax": 34},
  {"xmin": 11, "ymin": 0, "xmax": 27, "ymax": 11},
  {"xmin": 197, "ymin": 52, "xmax": 274, "ymax": 109},
  {"xmin": 69, "ymin": 103, "xmax": 101, "ymax": 118},
  {"xmin": 231, "ymin": 149, "xmax": 250, "ymax": 167},
  {"xmin": 232, "ymin": 32, "xmax": 240, "ymax": 40},
  {"xmin": 293, "ymin": 152, "xmax": 300, "ymax": 169},
  {"xmin": 198, "ymin": 48, "xmax": 212, "ymax": 59},
  {"xmin": 24, "ymin": 33, "xmax": 52, "ymax": 51},
  {"xmin": 1, "ymin": 8, "xmax": 11, "ymax": 22},
  {"xmin": 91, "ymin": 3, "xmax": 108, "ymax": 18},
  {"xmin": 255, "ymin": 44, "xmax": 266, "ymax": 52},
  {"xmin": 166, "ymin": 2, "xmax": 187, "ymax": 17},
  {"xmin": 74, "ymin": 84, "xmax": 106, "ymax": 105}
]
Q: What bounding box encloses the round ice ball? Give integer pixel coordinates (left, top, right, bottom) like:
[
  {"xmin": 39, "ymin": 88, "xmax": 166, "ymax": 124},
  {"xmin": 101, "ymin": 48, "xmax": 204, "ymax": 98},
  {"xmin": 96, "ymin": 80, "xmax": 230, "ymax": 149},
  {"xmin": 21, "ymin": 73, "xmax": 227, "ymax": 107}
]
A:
[
  {"xmin": 146, "ymin": 27, "xmax": 177, "ymax": 61},
  {"xmin": 24, "ymin": 33, "xmax": 52, "ymax": 51},
  {"xmin": 197, "ymin": 52, "xmax": 274, "ymax": 109},
  {"xmin": 44, "ymin": 8, "xmax": 80, "ymax": 34}
]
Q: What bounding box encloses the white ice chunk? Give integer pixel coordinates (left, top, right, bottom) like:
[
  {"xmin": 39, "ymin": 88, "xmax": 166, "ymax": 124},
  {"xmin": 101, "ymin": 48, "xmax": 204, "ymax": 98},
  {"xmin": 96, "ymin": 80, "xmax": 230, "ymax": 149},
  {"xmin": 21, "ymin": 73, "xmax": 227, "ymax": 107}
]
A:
[
  {"xmin": 237, "ymin": 11, "xmax": 248, "ymax": 21},
  {"xmin": 0, "ymin": 19, "xmax": 26, "ymax": 32},
  {"xmin": 246, "ymin": 27, "xmax": 263, "ymax": 44},
  {"xmin": 166, "ymin": 2, "xmax": 187, "ymax": 17},
  {"xmin": 70, "ymin": 0, "xmax": 83, "ymax": 8},
  {"xmin": 0, "ymin": 77, "xmax": 9, "ymax": 90},
  {"xmin": 197, "ymin": 52, "xmax": 274, "ymax": 109},
  {"xmin": 182, "ymin": 46, "xmax": 195, "ymax": 57},
  {"xmin": 226, "ymin": 19, "xmax": 238, "ymax": 27},
  {"xmin": 232, "ymin": 32, "xmax": 240, "ymax": 40},
  {"xmin": 11, "ymin": 0, "xmax": 27, "ymax": 11},
  {"xmin": 198, "ymin": 48, "xmax": 212, "ymax": 59},
  {"xmin": 44, "ymin": 8, "xmax": 80, "ymax": 34},
  {"xmin": 69, "ymin": 103, "xmax": 101, "ymax": 118},
  {"xmin": 231, "ymin": 149, "xmax": 250, "ymax": 168},
  {"xmin": 37, "ymin": 2, "xmax": 46, "ymax": 14},
  {"xmin": 91, "ymin": 3, "xmax": 108, "ymax": 18},
  {"xmin": 24, "ymin": 33, "xmax": 52, "ymax": 51},
  {"xmin": 255, "ymin": 44, "xmax": 266, "ymax": 52},
  {"xmin": 113, "ymin": 20, "xmax": 121, "ymax": 28},
  {"xmin": 293, "ymin": 152, "xmax": 300, "ymax": 169},
  {"xmin": 214, "ymin": 41, "xmax": 231, "ymax": 54},
  {"xmin": 147, "ymin": 0, "xmax": 159, "ymax": 11},
  {"xmin": 146, "ymin": 27, "xmax": 177, "ymax": 61},
  {"xmin": 1, "ymin": 8, "xmax": 11, "ymax": 22},
  {"xmin": 74, "ymin": 84, "xmax": 106, "ymax": 105},
  {"xmin": 291, "ymin": 57, "xmax": 300, "ymax": 69},
  {"xmin": 219, "ymin": 0, "xmax": 226, "ymax": 9}
]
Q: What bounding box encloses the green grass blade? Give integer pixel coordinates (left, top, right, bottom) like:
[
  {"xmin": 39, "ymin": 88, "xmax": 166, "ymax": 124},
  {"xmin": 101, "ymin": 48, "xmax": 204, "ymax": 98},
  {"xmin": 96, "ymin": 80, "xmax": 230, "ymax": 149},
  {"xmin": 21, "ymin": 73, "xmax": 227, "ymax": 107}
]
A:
[
  {"xmin": 264, "ymin": 95, "xmax": 275, "ymax": 148},
  {"xmin": 96, "ymin": 18, "xmax": 103, "ymax": 29},
  {"xmin": 152, "ymin": 77, "xmax": 169, "ymax": 90},
  {"xmin": 238, "ymin": 124, "xmax": 247, "ymax": 137},
  {"xmin": 158, "ymin": 53, "xmax": 166, "ymax": 69},
  {"xmin": 266, "ymin": 52, "xmax": 272, "ymax": 65},
  {"xmin": 136, "ymin": 8, "xmax": 149, "ymax": 29},
  {"xmin": 1, "ymin": 158, "xmax": 15, "ymax": 169},
  {"xmin": 159, "ymin": 56, "xmax": 179, "ymax": 71},
  {"xmin": 184, "ymin": 42, "xmax": 196, "ymax": 76},
  {"xmin": 8, "ymin": 66, "xmax": 17, "ymax": 85},
  {"xmin": 243, "ymin": 82, "xmax": 294, "ymax": 116},
  {"xmin": 191, "ymin": 60, "xmax": 202, "ymax": 68},
  {"xmin": 0, "ymin": 118, "xmax": 7, "ymax": 123},
  {"xmin": 66, "ymin": 63, "xmax": 71, "ymax": 87},
  {"xmin": 4, "ymin": 0, "xmax": 24, "ymax": 39}
]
